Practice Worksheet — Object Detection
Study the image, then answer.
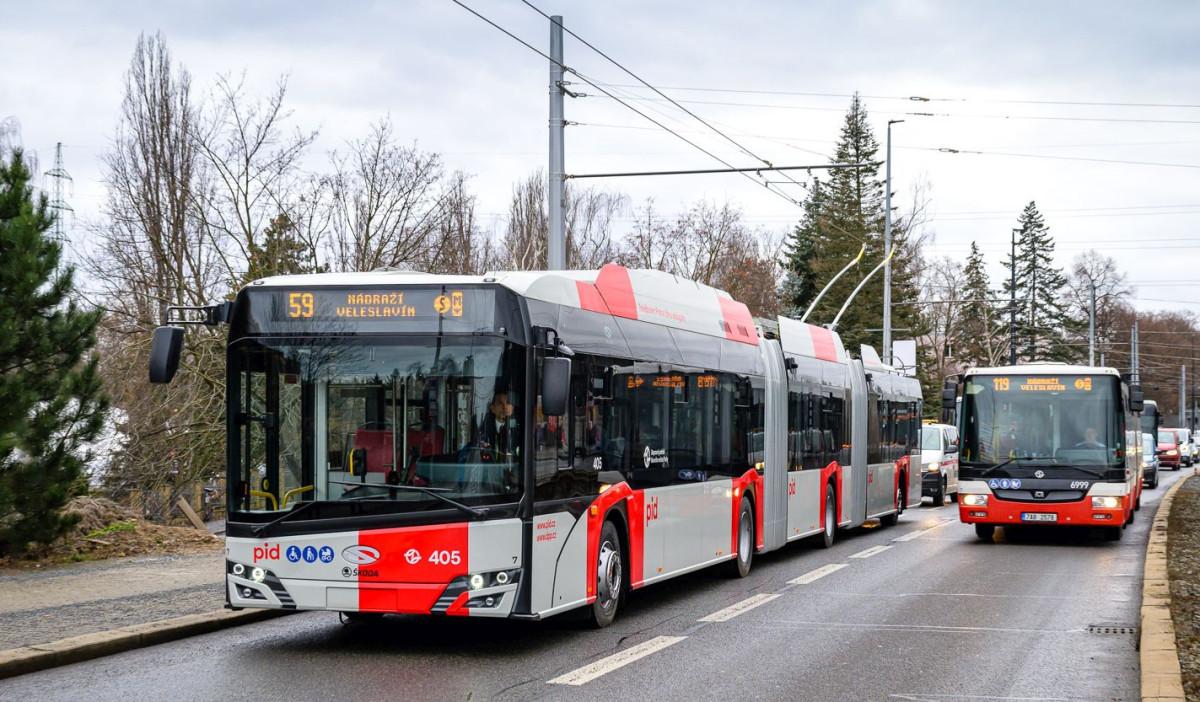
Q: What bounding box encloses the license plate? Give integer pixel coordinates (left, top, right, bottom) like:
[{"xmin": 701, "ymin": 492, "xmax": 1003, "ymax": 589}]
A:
[{"xmin": 1021, "ymin": 512, "xmax": 1058, "ymax": 523}]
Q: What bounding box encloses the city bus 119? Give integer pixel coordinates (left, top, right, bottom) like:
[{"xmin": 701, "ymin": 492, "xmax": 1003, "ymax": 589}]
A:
[
  {"xmin": 149, "ymin": 264, "xmax": 922, "ymax": 626},
  {"xmin": 948, "ymin": 364, "xmax": 1144, "ymax": 542}
]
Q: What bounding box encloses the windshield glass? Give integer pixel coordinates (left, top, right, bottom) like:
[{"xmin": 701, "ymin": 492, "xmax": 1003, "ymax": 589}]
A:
[
  {"xmin": 921, "ymin": 426, "xmax": 942, "ymax": 452},
  {"xmin": 1179, "ymin": 430, "xmax": 1190, "ymax": 443},
  {"xmin": 1159, "ymin": 430, "xmax": 1177, "ymax": 444},
  {"xmin": 960, "ymin": 374, "xmax": 1123, "ymax": 466},
  {"xmin": 230, "ymin": 336, "xmax": 524, "ymax": 513}
]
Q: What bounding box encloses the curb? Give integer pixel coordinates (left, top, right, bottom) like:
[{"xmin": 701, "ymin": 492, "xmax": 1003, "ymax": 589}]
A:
[
  {"xmin": 1141, "ymin": 470, "xmax": 1192, "ymax": 702},
  {"xmin": 0, "ymin": 607, "xmax": 286, "ymax": 680}
]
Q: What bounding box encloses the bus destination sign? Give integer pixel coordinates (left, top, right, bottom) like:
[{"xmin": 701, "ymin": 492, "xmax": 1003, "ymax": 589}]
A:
[
  {"xmin": 991, "ymin": 376, "xmax": 1092, "ymax": 393},
  {"xmin": 283, "ymin": 289, "xmax": 465, "ymax": 320}
]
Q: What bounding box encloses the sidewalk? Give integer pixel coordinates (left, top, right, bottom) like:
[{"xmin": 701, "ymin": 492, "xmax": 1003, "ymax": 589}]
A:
[{"xmin": 0, "ymin": 552, "xmax": 226, "ymax": 651}]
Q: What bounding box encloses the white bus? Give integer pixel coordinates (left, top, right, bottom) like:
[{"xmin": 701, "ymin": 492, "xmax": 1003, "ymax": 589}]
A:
[{"xmin": 150, "ymin": 264, "xmax": 922, "ymax": 626}]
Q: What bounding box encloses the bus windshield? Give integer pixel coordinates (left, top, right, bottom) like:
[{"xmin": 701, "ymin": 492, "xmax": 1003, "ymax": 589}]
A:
[
  {"xmin": 960, "ymin": 374, "xmax": 1123, "ymax": 467},
  {"xmin": 230, "ymin": 336, "xmax": 525, "ymax": 514}
]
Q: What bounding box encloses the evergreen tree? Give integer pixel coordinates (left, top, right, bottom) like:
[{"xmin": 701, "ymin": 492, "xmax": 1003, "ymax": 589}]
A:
[
  {"xmin": 0, "ymin": 150, "xmax": 108, "ymax": 555},
  {"xmin": 244, "ymin": 212, "xmax": 322, "ymax": 283},
  {"xmin": 779, "ymin": 179, "xmax": 822, "ymax": 317},
  {"xmin": 1001, "ymin": 202, "xmax": 1081, "ymax": 364},
  {"xmin": 778, "ymin": 94, "xmax": 925, "ymax": 356},
  {"xmin": 956, "ymin": 241, "xmax": 1002, "ymax": 367}
]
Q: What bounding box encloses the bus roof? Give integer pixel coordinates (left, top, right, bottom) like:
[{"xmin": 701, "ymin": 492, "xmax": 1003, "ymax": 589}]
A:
[
  {"xmin": 246, "ymin": 263, "xmax": 760, "ymax": 346},
  {"xmin": 963, "ymin": 363, "xmax": 1123, "ymax": 377}
]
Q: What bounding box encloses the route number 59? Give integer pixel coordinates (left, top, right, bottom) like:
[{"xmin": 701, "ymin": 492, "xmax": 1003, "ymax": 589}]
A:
[{"xmin": 288, "ymin": 292, "xmax": 314, "ymax": 318}]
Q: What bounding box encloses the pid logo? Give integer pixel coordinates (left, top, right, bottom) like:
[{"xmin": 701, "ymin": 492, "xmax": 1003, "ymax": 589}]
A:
[
  {"xmin": 253, "ymin": 543, "xmax": 280, "ymax": 562},
  {"xmin": 645, "ymin": 496, "xmax": 659, "ymax": 526},
  {"xmin": 404, "ymin": 548, "xmax": 422, "ymax": 565}
]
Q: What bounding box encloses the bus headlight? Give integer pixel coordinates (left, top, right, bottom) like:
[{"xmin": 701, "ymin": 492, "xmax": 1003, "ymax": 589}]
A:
[
  {"xmin": 962, "ymin": 494, "xmax": 988, "ymax": 506},
  {"xmin": 232, "ymin": 563, "xmax": 245, "ymax": 577},
  {"xmin": 469, "ymin": 573, "xmax": 486, "ymax": 590},
  {"xmin": 1091, "ymin": 496, "xmax": 1121, "ymax": 509},
  {"xmin": 250, "ymin": 567, "xmax": 266, "ymax": 583}
]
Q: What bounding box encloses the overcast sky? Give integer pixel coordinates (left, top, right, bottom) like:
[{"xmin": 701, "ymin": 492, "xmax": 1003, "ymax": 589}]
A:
[{"xmin": 4, "ymin": 0, "xmax": 1200, "ymax": 317}]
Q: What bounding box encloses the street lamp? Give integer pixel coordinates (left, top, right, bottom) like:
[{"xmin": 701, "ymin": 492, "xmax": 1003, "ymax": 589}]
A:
[{"xmin": 883, "ymin": 119, "xmax": 903, "ymax": 365}]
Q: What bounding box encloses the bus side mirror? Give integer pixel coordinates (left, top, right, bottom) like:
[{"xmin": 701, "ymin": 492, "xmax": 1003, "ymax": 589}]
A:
[
  {"xmin": 941, "ymin": 386, "xmax": 956, "ymax": 411},
  {"xmin": 1130, "ymin": 385, "xmax": 1144, "ymax": 413},
  {"xmin": 149, "ymin": 326, "xmax": 185, "ymax": 384},
  {"xmin": 542, "ymin": 357, "xmax": 571, "ymax": 416}
]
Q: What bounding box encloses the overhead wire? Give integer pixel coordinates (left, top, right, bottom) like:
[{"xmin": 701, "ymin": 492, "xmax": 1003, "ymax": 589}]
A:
[{"xmin": 447, "ymin": 0, "xmax": 811, "ymax": 214}]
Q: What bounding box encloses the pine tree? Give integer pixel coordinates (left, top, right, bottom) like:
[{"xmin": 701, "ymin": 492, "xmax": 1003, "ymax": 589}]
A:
[
  {"xmin": 779, "ymin": 179, "xmax": 822, "ymax": 317},
  {"xmin": 0, "ymin": 150, "xmax": 108, "ymax": 555},
  {"xmin": 778, "ymin": 94, "xmax": 925, "ymax": 356},
  {"xmin": 244, "ymin": 212, "xmax": 322, "ymax": 283},
  {"xmin": 1001, "ymin": 202, "xmax": 1081, "ymax": 364},
  {"xmin": 956, "ymin": 241, "xmax": 1002, "ymax": 367}
]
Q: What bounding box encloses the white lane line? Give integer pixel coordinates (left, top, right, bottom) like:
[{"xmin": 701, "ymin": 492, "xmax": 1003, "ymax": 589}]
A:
[
  {"xmin": 849, "ymin": 544, "xmax": 893, "ymax": 559},
  {"xmin": 788, "ymin": 562, "xmax": 849, "ymax": 585},
  {"xmin": 697, "ymin": 593, "xmax": 781, "ymax": 622},
  {"xmin": 547, "ymin": 635, "xmax": 687, "ymax": 686},
  {"xmin": 893, "ymin": 518, "xmax": 956, "ymax": 542}
]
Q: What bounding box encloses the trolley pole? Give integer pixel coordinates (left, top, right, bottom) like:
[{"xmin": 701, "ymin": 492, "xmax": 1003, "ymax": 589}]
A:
[
  {"xmin": 882, "ymin": 119, "xmax": 903, "ymax": 365},
  {"xmin": 547, "ymin": 14, "xmax": 566, "ymax": 270}
]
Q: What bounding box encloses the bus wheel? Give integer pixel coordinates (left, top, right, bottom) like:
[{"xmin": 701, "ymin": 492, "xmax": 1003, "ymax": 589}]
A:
[
  {"xmin": 1102, "ymin": 526, "xmax": 1123, "ymax": 542},
  {"xmin": 726, "ymin": 498, "xmax": 755, "ymax": 577},
  {"xmin": 819, "ymin": 484, "xmax": 836, "ymax": 549},
  {"xmin": 974, "ymin": 524, "xmax": 995, "ymax": 541},
  {"xmin": 589, "ymin": 521, "xmax": 624, "ymax": 628}
]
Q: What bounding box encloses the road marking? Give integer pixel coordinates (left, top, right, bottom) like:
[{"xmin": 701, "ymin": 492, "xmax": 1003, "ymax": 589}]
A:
[
  {"xmin": 893, "ymin": 519, "xmax": 956, "ymax": 542},
  {"xmin": 788, "ymin": 562, "xmax": 849, "ymax": 585},
  {"xmin": 849, "ymin": 544, "xmax": 893, "ymax": 559},
  {"xmin": 697, "ymin": 593, "xmax": 781, "ymax": 622},
  {"xmin": 547, "ymin": 635, "xmax": 687, "ymax": 686},
  {"xmin": 890, "ymin": 695, "xmax": 1068, "ymax": 701}
]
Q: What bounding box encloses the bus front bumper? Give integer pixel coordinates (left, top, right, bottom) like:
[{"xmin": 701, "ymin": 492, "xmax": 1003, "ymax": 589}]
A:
[{"xmin": 958, "ymin": 494, "xmax": 1127, "ymax": 527}]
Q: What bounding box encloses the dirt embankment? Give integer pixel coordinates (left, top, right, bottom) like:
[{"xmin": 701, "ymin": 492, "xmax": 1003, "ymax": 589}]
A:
[
  {"xmin": 1168, "ymin": 474, "xmax": 1200, "ymax": 701},
  {"xmin": 0, "ymin": 497, "xmax": 220, "ymax": 569}
]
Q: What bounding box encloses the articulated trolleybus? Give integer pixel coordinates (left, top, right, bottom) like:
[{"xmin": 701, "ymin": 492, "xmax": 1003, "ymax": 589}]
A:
[
  {"xmin": 951, "ymin": 364, "xmax": 1144, "ymax": 542},
  {"xmin": 149, "ymin": 264, "xmax": 921, "ymax": 626}
]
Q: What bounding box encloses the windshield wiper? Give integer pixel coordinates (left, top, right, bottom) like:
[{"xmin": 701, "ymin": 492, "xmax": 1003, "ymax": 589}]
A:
[
  {"xmin": 973, "ymin": 456, "xmax": 1042, "ymax": 477},
  {"xmin": 343, "ymin": 484, "xmax": 489, "ymax": 519},
  {"xmin": 252, "ymin": 499, "xmax": 320, "ymax": 538}
]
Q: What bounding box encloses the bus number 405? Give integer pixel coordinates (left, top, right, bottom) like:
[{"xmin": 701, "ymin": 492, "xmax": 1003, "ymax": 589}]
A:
[{"xmin": 428, "ymin": 550, "xmax": 462, "ymax": 566}]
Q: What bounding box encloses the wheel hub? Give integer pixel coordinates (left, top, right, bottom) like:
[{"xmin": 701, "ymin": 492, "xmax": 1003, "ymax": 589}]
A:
[{"xmin": 597, "ymin": 541, "xmax": 621, "ymax": 606}]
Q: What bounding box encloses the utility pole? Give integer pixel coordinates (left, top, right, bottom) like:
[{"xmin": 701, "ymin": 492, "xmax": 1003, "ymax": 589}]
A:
[
  {"xmin": 1088, "ymin": 281, "xmax": 1096, "ymax": 366},
  {"xmin": 44, "ymin": 142, "xmax": 73, "ymax": 241},
  {"xmin": 1131, "ymin": 321, "xmax": 1139, "ymax": 385},
  {"xmin": 547, "ymin": 15, "xmax": 566, "ymax": 270},
  {"xmin": 1181, "ymin": 365, "xmax": 1187, "ymax": 427},
  {"xmin": 882, "ymin": 119, "xmax": 903, "ymax": 365},
  {"xmin": 1009, "ymin": 228, "xmax": 1019, "ymax": 366},
  {"xmin": 1028, "ymin": 264, "xmax": 1037, "ymax": 361}
]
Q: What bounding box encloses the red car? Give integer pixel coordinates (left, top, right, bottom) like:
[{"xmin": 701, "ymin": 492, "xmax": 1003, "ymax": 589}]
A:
[{"xmin": 1158, "ymin": 429, "xmax": 1183, "ymax": 470}]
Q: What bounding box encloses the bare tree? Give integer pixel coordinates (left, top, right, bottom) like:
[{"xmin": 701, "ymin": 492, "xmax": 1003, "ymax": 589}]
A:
[
  {"xmin": 501, "ymin": 170, "xmax": 626, "ymax": 270},
  {"xmin": 193, "ymin": 73, "xmax": 317, "ymax": 286},
  {"xmin": 323, "ymin": 119, "xmax": 445, "ymax": 272},
  {"xmin": 1068, "ymin": 249, "xmax": 1133, "ymax": 355},
  {"xmin": 425, "ymin": 171, "xmax": 497, "ymax": 274},
  {"xmin": 86, "ymin": 33, "xmax": 226, "ymax": 519}
]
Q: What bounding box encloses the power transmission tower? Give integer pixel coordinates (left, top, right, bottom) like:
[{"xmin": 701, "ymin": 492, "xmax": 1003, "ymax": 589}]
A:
[{"xmin": 44, "ymin": 142, "xmax": 73, "ymax": 241}]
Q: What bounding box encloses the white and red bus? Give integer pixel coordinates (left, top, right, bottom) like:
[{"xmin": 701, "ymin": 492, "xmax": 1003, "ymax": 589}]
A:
[
  {"xmin": 951, "ymin": 364, "xmax": 1144, "ymax": 541},
  {"xmin": 150, "ymin": 264, "xmax": 921, "ymax": 626}
]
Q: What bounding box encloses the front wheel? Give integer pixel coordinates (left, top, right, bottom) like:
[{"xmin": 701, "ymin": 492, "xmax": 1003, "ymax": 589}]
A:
[
  {"xmin": 1152, "ymin": 472, "xmax": 1160, "ymax": 489},
  {"xmin": 589, "ymin": 521, "xmax": 624, "ymax": 628},
  {"xmin": 726, "ymin": 498, "xmax": 755, "ymax": 577},
  {"xmin": 975, "ymin": 524, "xmax": 995, "ymax": 541},
  {"xmin": 818, "ymin": 484, "xmax": 836, "ymax": 549},
  {"xmin": 932, "ymin": 478, "xmax": 945, "ymax": 507}
]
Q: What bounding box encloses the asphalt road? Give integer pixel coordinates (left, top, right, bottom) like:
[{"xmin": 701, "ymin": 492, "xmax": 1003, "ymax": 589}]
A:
[{"xmin": 2, "ymin": 469, "xmax": 1184, "ymax": 702}]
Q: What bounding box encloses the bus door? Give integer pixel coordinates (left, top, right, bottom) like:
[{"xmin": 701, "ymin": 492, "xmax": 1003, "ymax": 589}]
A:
[{"xmin": 846, "ymin": 360, "xmax": 869, "ymax": 526}]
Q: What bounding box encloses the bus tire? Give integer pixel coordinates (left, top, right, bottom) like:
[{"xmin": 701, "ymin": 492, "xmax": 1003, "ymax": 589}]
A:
[
  {"xmin": 726, "ymin": 497, "xmax": 755, "ymax": 578},
  {"xmin": 340, "ymin": 611, "xmax": 384, "ymax": 625},
  {"xmin": 818, "ymin": 484, "xmax": 836, "ymax": 549},
  {"xmin": 974, "ymin": 524, "xmax": 995, "ymax": 541},
  {"xmin": 589, "ymin": 520, "xmax": 625, "ymax": 628},
  {"xmin": 1102, "ymin": 526, "xmax": 1123, "ymax": 542}
]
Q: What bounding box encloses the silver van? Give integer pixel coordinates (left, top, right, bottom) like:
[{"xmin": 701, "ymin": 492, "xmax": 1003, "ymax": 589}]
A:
[{"xmin": 921, "ymin": 423, "xmax": 960, "ymax": 505}]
